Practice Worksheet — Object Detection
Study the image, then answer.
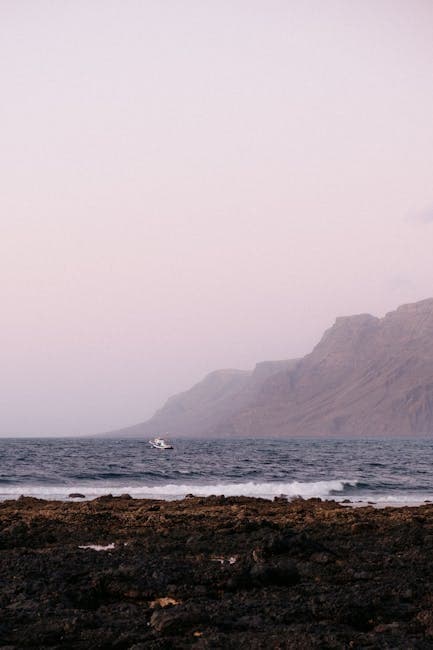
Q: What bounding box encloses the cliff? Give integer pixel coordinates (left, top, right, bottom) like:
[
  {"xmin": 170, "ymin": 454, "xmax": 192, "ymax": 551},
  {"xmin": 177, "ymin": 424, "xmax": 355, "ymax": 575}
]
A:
[
  {"xmin": 222, "ymin": 298, "xmax": 433, "ymax": 436},
  {"xmin": 107, "ymin": 360, "xmax": 298, "ymax": 437},
  {"xmin": 106, "ymin": 298, "xmax": 433, "ymax": 437}
]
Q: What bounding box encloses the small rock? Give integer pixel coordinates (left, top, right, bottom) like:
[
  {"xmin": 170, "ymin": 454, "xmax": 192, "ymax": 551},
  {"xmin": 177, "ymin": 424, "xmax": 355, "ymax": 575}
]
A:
[
  {"xmin": 252, "ymin": 547, "xmax": 265, "ymax": 563},
  {"xmin": 3, "ymin": 522, "xmax": 27, "ymax": 536},
  {"xmin": 374, "ymin": 622, "xmax": 400, "ymax": 633},
  {"xmin": 310, "ymin": 552, "xmax": 331, "ymax": 564},
  {"xmin": 401, "ymin": 588, "xmax": 413, "ymax": 601},
  {"xmin": 150, "ymin": 607, "xmax": 200, "ymax": 633},
  {"xmin": 351, "ymin": 522, "xmax": 372, "ymax": 533},
  {"xmin": 149, "ymin": 596, "xmax": 181, "ymax": 609},
  {"xmin": 265, "ymin": 532, "xmax": 295, "ymax": 554},
  {"xmin": 236, "ymin": 615, "xmax": 263, "ymax": 630},
  {"xmin": 250, "ymin": 558, "xmax": 299, "ymax": 586},
  {"xmin": 94, "ymin": 494, "xmax": 114, "ymax": 501}
]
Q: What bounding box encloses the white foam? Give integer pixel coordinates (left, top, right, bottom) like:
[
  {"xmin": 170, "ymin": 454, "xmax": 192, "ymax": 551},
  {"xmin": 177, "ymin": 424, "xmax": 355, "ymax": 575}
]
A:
[
  {"xmin": 78, "ymin": 543, "xmax": 115, "ymax": 551},
  {"xmin": 0, "ymin": 479, "xmax": 357, "ymax": 502},
  {"xmin": 338, "ymin": 493, "xmax": 433, "ymax": 508}
]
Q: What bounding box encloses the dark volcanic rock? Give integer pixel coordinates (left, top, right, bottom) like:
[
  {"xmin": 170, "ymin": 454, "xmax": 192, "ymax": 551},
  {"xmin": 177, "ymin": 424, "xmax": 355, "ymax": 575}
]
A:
[
  {"xmin": 249, "ymin": 557, "xmax": 299, "ymax": 586},
  {"xmin": 2, "ymin": 496, "xmax": 433, "ymax": 647}
]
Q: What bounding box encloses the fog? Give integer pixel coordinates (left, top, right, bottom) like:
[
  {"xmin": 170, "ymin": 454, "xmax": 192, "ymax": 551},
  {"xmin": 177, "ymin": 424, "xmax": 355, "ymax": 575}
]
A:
[{"xmin": 1, "ymin": 1, "xmax": 433, "ymax": 435}]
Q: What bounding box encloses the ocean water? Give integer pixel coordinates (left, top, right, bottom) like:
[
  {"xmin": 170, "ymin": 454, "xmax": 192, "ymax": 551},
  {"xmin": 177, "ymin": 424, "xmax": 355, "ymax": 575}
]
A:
[{"xmin": 0, "ymin": 437, "xmax": 432, "ymax": 506}]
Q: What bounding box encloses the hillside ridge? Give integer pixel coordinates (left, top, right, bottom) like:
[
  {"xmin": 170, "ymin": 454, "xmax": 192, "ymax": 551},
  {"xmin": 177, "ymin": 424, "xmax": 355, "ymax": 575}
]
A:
[{"xmin": 104, "ymin": 298, "xmax": 433, "ymax": 437}]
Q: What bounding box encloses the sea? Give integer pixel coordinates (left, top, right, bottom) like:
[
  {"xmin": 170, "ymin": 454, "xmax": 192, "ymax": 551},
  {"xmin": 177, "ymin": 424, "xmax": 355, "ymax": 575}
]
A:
[{"xmin": 1, "ymin": 437, "xmax": 433, "ymax": 506}]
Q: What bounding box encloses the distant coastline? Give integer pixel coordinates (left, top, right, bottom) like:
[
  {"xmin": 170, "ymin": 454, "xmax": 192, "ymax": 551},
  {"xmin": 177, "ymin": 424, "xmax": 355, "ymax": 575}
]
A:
[{"xmin": 103, "ymin": 297, "xmax": 433, "ymax": 439}]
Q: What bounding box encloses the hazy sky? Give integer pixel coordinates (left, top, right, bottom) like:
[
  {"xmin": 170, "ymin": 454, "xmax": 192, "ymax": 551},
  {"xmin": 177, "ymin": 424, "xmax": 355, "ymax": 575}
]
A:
[{"xmin": 1, "ymin": 1, "xmax": 433, "ymax": 436}]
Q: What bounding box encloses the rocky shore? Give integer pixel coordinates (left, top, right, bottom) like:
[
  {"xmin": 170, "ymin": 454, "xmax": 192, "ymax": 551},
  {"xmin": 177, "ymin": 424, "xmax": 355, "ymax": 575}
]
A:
[{"xmin": 2, "ymin": 496, "xmax": 433, "ymax": 648}]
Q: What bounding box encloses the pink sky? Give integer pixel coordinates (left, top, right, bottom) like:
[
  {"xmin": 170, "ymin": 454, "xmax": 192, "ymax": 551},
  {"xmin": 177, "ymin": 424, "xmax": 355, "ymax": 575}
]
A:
[{"xmin": 1, "ymin": 1, "xmax": 433, "ymax": 435}]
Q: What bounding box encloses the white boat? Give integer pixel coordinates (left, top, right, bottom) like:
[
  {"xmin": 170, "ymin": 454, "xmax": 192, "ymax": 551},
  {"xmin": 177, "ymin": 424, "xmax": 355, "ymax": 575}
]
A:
[{"xmin": 149, "ymin": 437, "xmax": 173, "ymax": 449}]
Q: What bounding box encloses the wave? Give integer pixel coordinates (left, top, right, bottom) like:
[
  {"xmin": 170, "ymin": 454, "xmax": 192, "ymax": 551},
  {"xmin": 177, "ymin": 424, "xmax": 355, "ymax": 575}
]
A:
[
  {"xmin": 347, "ymin": 493, "xmax": 433, "ymax": 506},
  {"xmin": 0, "ymin": 479, "xmax": 358, "ymax": 501}
]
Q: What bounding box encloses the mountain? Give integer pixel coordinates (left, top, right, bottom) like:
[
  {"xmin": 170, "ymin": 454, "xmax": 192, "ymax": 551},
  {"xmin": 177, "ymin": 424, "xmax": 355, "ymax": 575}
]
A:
[
  {"xmin": 105, "ymin": 298, "xmax": 433, "ymax": 438},
  {"xmin": 106, "ymin": 360, "xmax": 298, "ymax": 438},
  {"xmin": 222, "ymin": 298, "xmax": 433, "ymax": 437}
]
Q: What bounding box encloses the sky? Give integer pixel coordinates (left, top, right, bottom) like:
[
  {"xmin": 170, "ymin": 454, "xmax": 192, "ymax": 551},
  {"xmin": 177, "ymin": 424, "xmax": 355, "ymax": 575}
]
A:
[{"xmin": 1, "ymin": 0, "xmax": 433, "ymax": 436}]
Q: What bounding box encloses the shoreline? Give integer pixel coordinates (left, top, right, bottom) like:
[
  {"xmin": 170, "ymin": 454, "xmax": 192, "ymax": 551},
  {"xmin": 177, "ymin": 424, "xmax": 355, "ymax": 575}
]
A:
[
  {"xmin": 2, "ymin": 491, "xmax": 433, "ymax": 509},
  {"xmin": 2, "ymin": 495, "xmax": 433, "ymax": 647}
]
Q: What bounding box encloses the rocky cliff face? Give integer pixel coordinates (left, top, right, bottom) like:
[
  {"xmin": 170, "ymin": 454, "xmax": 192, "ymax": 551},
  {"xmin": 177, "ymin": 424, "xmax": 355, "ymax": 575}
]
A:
[
  {"xmin": 107, "ymin": 298, "xmax": 433, "ymax": 437},
  {"xmin": 221, "ymin": 298, "xmax": 433, "ymax": 436},
  {"xmin": 109, "ymin": 360, "xmax": 298, "ymax": 437}
]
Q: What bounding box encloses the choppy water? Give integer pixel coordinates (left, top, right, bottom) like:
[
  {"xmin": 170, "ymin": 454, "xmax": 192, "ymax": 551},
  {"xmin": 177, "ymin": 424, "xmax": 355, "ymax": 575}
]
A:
[{"xmin": 1, "ymin": 437, "xmax": 433, "ymax": 505}]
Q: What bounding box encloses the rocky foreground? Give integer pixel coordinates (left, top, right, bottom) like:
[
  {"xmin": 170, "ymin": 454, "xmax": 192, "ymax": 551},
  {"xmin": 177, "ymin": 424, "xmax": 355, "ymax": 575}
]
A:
[{"xmin": 2, "ymin": 497, "xmax": 433, "ymax": 648}]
